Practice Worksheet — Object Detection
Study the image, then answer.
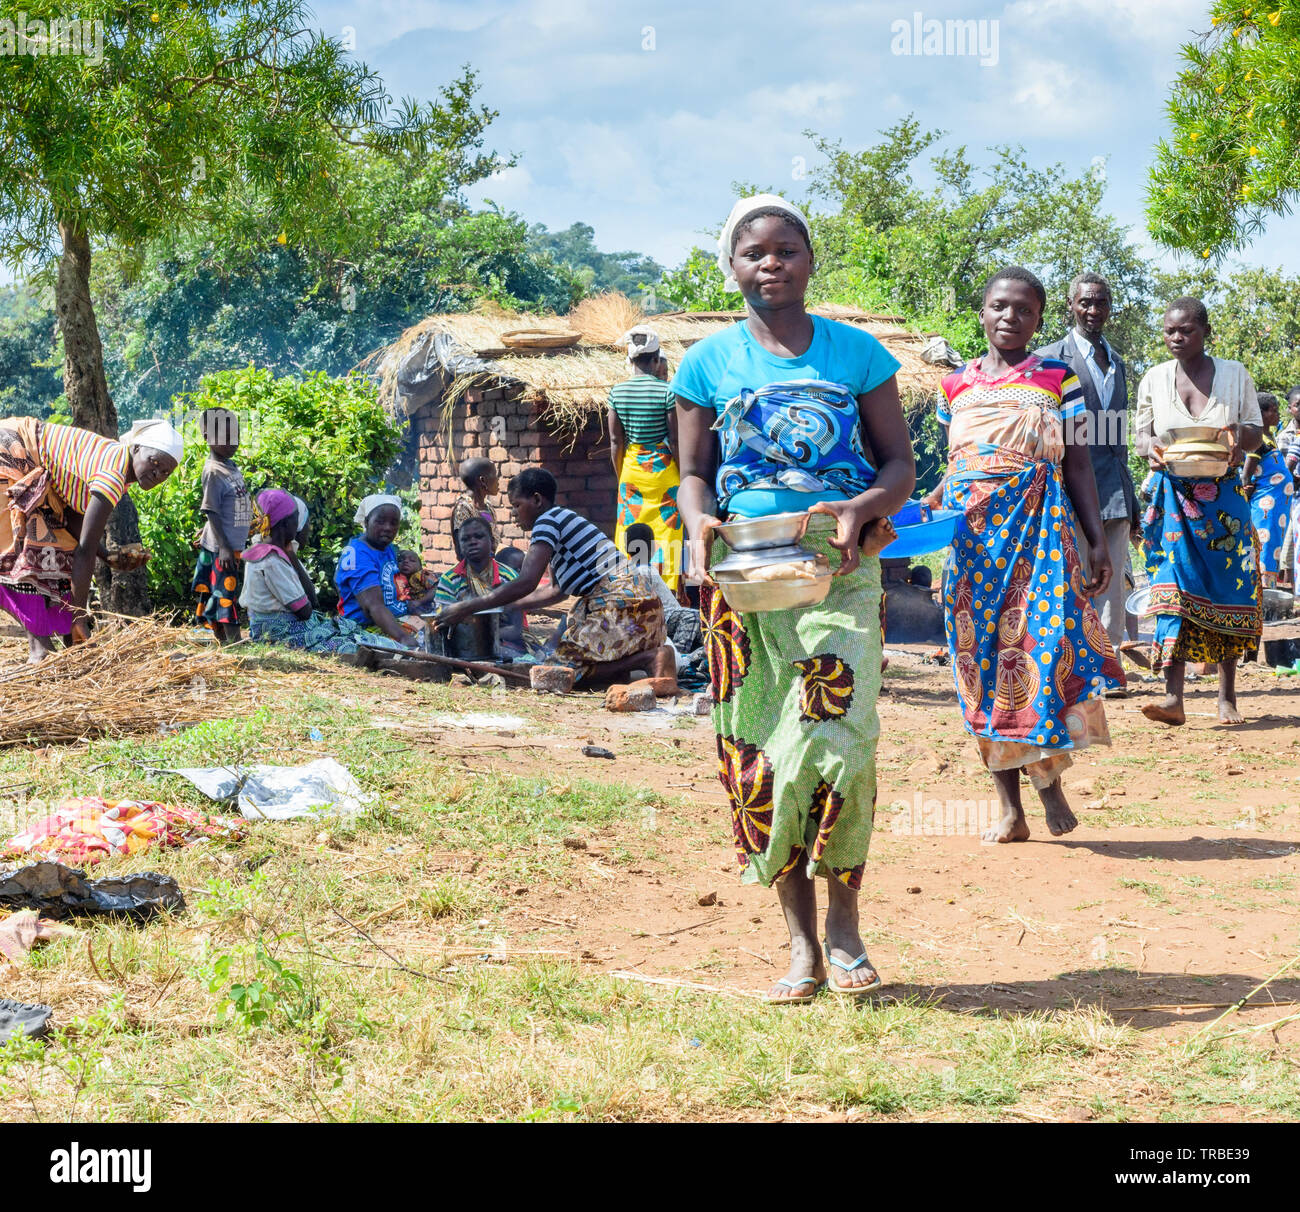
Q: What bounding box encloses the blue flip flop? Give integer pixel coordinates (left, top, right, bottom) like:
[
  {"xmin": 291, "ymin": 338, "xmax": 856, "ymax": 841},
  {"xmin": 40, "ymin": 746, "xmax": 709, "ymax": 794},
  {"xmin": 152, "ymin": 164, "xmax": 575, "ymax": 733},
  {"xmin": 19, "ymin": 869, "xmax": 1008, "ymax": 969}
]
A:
[
  {"xmin": 823, "ymin": 941, "xmax": 882, "ymax": 996},
  {"xmin": 768, "ymin": 976, "xmax": 823, "ymax": 1004}
]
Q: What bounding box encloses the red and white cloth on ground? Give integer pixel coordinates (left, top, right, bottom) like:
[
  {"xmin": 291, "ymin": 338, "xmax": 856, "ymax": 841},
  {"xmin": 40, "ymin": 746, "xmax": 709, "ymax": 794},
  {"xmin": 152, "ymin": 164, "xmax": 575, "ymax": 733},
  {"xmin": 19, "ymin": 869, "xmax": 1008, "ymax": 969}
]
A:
[{"xmin": 5, "ymin": 797, "xmax": 245, "ymax": 865}]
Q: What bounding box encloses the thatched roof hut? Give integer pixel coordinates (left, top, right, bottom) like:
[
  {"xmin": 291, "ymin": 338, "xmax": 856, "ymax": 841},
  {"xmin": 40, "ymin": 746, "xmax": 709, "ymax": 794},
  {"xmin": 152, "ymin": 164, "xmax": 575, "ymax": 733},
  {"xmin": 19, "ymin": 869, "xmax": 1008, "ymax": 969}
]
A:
[
  {"xmin": 369, "ymin": 295, "xmax": 947, "ymax": 441},
  {"xmin": 368, "ymin": 295, "xmax": 950, "ymax": 573}
]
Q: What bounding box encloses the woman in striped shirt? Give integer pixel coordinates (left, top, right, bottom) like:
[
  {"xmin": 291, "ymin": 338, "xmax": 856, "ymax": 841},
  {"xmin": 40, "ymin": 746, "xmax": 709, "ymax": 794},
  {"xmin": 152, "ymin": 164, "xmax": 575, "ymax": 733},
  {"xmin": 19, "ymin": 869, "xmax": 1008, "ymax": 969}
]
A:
[
  {"xmin": 434, "ymin": 467, "xmax": 675, "ymax": 687},
  {"xmin": 608, "ymin": 326, "xmax": 683, "ymax": 590},
  {"xmin": 0, "ymin": 415, "xmax": 182, "ymax": 661}
]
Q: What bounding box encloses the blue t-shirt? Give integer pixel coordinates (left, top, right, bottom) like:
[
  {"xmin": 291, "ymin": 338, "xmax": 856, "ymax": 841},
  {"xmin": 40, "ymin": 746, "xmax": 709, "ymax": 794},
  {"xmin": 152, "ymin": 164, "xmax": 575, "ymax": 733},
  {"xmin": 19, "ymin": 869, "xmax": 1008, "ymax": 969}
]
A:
[
  {"xmin": 334, "ymin": 536, "xmax": 409, "ymax": 623},
  {"xmin": 669, "ymin": 316, "xmax": 900, "ymax": 512},
  {"xmin": 669, "ymin": 315, "xmax": 900, "ymax": 413}
]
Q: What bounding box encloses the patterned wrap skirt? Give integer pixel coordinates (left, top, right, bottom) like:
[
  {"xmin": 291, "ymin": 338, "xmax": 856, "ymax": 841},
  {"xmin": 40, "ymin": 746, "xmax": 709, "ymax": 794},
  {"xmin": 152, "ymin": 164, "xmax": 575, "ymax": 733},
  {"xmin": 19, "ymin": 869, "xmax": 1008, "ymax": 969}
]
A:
[
  {"xmin": 193, "ymin": 547, "xmax": 242, "ymax": 627},
  {"xmin": 704, "ymin": 514, "xmax": 880, "ymax": 889},
  {"xmin": 248, "ymin": 609, "xmax": 409, "ymax": 654},
  {"xmin": 943, "ymin": 449, "xmax": 1122, "ymax": 788},
  {"xmin": 552, "ymin": 565, "xmax": 666, "ymax": 680},
  {"xmin": 1249, "ymin": 448, "xmax": 1293, "ymax": 585},
  {"xmin": 0, "ymin": 417, "xmax": 78, "ymax": 636},
  {"xmin": 1139, "ymin": 469, "xmax": 1262, "ymax": 667},
  {"xmin": 615, "ymin": 440, "xmax": 683, "ymax": 591}
]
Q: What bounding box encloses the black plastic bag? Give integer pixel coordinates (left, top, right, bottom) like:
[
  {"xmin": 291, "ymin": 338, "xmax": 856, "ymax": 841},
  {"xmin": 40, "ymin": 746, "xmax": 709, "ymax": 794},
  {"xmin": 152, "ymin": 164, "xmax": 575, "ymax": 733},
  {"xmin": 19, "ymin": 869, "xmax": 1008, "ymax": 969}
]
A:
[{"xmin": 0, "ymin": 862, "xmax": 185, "ymax": 920}]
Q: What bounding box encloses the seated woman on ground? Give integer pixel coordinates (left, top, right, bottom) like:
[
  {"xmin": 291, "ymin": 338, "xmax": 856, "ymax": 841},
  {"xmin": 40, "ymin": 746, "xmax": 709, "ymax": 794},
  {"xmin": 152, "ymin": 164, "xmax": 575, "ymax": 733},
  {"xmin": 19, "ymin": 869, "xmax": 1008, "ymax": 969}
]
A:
[
  {"xmin": 434, "ymin": 517, "xmax": 536, "ymax": 660},
  {"xmin": 434, "ymin": 468, "xmax": 676, "ymax": 689},
  {"xmin": 241, "ymin": 490, "xmax": 408, "ymax": 654},
  {"xmin": 335, "ymin": 494, "xmax": 437, "ymax": 649}
]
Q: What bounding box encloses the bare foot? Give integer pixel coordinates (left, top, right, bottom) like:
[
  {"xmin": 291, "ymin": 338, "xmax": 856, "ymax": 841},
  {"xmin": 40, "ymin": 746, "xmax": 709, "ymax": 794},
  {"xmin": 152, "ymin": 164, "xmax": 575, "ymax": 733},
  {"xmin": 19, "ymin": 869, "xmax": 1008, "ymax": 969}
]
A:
[
  {"xmin": 767, "ymin": 935, "xmax": 825, "ymax": 1003},
  {"xmin": 982, "ymin": 805, "xmax": 1030, "ymax": 844},
  {"xmin": 1141, "ymin": 696, "xmax": 1186, "ymax": 725},
  {"xmin": 1218, "ymin": 698, "xmax": 1244, "ymax": 724},
  {"xmin": 26, "ymin": 635, "xmax": 53, "ymax": 665},
  {"xmin": 1039, "ymin": 780, "xmax": 1078, "ymax": 836}
]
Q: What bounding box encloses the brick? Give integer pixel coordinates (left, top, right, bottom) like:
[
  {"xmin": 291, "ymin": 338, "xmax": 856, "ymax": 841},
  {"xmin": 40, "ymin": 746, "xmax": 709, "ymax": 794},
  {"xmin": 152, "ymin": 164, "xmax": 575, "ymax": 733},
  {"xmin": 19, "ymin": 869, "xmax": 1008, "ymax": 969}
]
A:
[
  {"xmin": 429, "ymin": 506, "xmax": 452, "ymax": 521},
  {"xmin": 482, "ymin": 387, "xmax": 506, "ymax": 401},
  {"xmin": 463, "ymin": 416, "xmax": 486, "ymax": 433},
  {"xmin": 604, "ymin": 683, "xmax": 656, "ymax": 712},
  {"xmin": 530, "ymin": 664, "xmax": 576, "ymax": 693},
  {"xmin": 646, "ymin": 677, "xmax": 679, "ymax": 698},
  {"xmin": 489, "ymin": 446, "xmax": 508, "ymax": 463}
]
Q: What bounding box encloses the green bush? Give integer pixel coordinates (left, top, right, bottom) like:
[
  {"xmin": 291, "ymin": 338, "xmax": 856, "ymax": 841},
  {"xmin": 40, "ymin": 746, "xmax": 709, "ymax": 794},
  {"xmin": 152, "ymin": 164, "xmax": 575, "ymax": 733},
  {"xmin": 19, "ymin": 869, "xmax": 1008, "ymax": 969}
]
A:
[{"xmin": 133, "ymin": 366, "xmax": 406, "ymax": 616}]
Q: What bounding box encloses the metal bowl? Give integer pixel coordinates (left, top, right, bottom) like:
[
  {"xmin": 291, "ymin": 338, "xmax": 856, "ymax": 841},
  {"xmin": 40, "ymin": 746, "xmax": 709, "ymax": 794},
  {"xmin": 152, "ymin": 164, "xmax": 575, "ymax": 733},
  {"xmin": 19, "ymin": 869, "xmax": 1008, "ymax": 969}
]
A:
[
  {"xmin": 1165, "ymin": 455, "xmax": 1229, "ymax": 479},
  {"xmin": 1162, "ymin": 425, "xmax": 1224, "ymax": 445},
  {"xmin": 712, "ymin": 567, "xmax": 832, "ymax": 613},
  {"xmin": 713, "ymin": 511, "xmax": 811, "ymax": 551},
  {"xmin": 711, "ymin": 543, "xmax": 817, "ymax": 574}
]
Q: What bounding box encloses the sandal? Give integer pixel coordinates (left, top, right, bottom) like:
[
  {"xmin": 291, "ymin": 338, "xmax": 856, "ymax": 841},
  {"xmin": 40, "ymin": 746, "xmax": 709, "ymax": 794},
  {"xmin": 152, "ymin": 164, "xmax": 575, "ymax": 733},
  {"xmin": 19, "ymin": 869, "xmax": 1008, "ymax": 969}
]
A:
[
  {"xmin": 767, "ymin": 976, "xmax": 823, "ymax": 1004},
  {"xmin": 823, "ymin": 941, "xmax": 882, "ymax": 996}
]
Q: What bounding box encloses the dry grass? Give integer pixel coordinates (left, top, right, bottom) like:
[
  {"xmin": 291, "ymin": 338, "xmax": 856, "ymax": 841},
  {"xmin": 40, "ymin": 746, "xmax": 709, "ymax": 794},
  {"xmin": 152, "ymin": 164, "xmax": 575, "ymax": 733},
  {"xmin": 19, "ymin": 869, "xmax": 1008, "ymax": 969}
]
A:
[
  {"xmin": 0, "ymin": 618, "xmax": 246, "ymax": 747},
  {"xmin": 567, "ymin": 293, "xmax": 647, "ymax": 345}
]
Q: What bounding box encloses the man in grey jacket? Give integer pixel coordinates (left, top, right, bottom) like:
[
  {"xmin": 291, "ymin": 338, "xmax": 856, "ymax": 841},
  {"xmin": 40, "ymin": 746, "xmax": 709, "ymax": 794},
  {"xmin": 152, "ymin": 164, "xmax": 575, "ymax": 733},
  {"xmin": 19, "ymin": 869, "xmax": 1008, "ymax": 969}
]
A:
[{"xmin": 1037, "ymin": 273, "xmax": 1138, "ymax": 657}]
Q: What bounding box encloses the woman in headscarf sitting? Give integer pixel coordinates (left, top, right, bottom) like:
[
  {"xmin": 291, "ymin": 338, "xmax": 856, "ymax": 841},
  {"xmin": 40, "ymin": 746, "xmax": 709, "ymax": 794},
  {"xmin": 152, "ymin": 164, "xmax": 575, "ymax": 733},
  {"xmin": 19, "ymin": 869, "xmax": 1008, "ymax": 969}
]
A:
[
  {"xmin": 434, "ymin": 515, "xmax": 545, "ymax": 660},
  {"xmin": 335, "ymin": 494, "xmax": 436, "ymax": 649},
  {"xmin": 241, "ymin": 489, "xmax": 405, "ymax": 654},
  {"xmin": 0, "ymin": 415, "xmax": 183, "ymax": 662}
]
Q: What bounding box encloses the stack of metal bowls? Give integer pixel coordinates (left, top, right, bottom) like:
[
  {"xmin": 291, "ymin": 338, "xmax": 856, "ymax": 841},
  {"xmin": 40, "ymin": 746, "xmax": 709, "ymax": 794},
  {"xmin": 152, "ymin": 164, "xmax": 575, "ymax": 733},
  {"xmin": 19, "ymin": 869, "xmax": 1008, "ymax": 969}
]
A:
[{"xmin": 710, "ymin": 511, "xmax": 831, "ymax": 612}]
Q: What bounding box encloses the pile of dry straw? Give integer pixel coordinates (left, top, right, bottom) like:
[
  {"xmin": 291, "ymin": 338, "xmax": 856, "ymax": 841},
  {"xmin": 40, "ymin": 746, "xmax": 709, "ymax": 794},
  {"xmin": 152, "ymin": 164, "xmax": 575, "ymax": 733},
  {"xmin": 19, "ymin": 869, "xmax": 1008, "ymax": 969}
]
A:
[{"xmin": 0, "ymin": 618, "xmax": 245, "ymax": 747}]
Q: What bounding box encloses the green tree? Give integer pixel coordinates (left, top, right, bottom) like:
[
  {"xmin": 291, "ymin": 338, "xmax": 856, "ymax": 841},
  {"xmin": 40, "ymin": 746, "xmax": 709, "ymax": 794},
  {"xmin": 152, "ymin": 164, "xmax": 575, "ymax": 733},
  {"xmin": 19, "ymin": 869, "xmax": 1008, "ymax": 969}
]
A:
[
  {"xmin": 0, "ymin": 0, "xmax": 492, "ymax": 610},
  {"xmin": 90, "ymin": 197, "xmax": 582, "ymax": 424},
  {"xmin": 527, "ymin": 221, "xmax": 663, "ymax": 304},
  {"xmin": 1147, "ymin": 3, "xmax": 1300, "ymax": 257},
  {"xmin": 0, "ymin": 284, "xmax": 63, "ymax": 415},
  {"xmin": 135, "ymin": 366, "xmax": 403, "ymax": 614},
  {"xmin": 808, "ymin": 123, "xmax": 1154, "ymax": 360},
  {"xmin": 657, "ymin": 247, "xmax": 742, "ymax": 312}
]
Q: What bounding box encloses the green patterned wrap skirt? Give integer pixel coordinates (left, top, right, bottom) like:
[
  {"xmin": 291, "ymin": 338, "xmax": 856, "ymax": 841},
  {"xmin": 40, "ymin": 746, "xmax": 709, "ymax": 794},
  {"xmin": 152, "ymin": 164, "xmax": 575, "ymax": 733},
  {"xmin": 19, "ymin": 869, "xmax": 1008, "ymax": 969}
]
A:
[{"xmin": 703, "ymin": 514, "xmax": 882, "ymax": 889}]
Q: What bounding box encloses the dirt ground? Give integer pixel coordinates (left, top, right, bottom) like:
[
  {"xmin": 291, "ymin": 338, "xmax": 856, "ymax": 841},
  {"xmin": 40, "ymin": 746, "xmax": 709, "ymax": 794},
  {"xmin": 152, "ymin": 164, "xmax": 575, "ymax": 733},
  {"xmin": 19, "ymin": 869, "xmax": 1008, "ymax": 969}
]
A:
[{"xmin": 404, "ymin": 649, "xmax": 1300, "ymax": 1038}]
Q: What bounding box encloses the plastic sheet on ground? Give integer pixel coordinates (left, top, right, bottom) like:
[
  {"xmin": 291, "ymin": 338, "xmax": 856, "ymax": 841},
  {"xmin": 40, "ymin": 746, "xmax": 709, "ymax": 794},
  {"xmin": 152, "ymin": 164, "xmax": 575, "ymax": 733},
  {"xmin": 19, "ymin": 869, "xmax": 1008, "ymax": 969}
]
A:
[
  {"xmin": 0, "ymin": 862, "xmax": 184, "ymax": 919},
  {"xmin": 0, "ymin": 998, "xmax": 52, "ymax": 1043},
  {"xmin": 155, "ymin": 757, "xmax": 373, "ymax": 821}
]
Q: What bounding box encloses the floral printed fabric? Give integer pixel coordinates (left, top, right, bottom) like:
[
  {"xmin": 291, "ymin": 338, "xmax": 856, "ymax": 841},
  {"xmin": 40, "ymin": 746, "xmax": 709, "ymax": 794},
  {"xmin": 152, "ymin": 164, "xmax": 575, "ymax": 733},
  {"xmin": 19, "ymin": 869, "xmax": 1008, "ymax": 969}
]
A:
[
  {"xmin": 1249, "ymin": 445, "xmax": 1293, "ymax": 583},
  {"xmin": 1139, "ymin": 469, "xmax": 1262, "ymax": 669},
  {"xmin": 614, "ymin": 439, "xmax": 683, "ymax": 591},
  {"xmin": 6, "ymin": 797, "xmax": 245, "ymax": 865},
  {"xmin": 939, "ymin": 356, "xmax": 1121, "ymax": 786},
  {"xmin": 706, "ymin": 514, "xmax": 880, "ymax": 888}
]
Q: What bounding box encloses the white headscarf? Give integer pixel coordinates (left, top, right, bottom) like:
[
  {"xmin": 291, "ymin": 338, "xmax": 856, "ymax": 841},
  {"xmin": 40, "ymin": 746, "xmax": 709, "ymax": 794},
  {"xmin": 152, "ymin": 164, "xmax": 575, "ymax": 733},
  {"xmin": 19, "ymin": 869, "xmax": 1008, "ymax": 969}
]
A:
[
  {"xmin": 621, "ymin": 325, "xmax": 661, "ymax": 362},
  {"xmin": 293, "ymin": 495, "xmax": 309, "ymax": 532},
  {"xmin": 122, "ymin": 418, "xmax": 184, "ymax": 463},
  {"xmin": 716, "ymin": 194, "xmax": 813, "ymax": 291},
  {"xmin": 353, "ymin": 493, "xmax": 403, "ymax": 527}
]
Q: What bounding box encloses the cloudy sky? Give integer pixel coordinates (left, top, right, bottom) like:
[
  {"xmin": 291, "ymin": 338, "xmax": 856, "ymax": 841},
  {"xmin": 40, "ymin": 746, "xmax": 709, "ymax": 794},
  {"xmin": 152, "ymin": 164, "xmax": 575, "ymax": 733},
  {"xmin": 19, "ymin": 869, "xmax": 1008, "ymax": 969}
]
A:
[{"xmin": 305, "ymin": 0, "xmax": 1300, "ymax": 281}]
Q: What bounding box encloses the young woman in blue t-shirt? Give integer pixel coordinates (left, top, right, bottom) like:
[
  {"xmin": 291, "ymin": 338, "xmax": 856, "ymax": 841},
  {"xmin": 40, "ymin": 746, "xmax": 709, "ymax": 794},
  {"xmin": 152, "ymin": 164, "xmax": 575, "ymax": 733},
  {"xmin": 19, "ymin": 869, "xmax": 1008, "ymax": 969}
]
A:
[{"xmin": 672, "ymin": 195, "xmax": 915, "ymax": 1003}]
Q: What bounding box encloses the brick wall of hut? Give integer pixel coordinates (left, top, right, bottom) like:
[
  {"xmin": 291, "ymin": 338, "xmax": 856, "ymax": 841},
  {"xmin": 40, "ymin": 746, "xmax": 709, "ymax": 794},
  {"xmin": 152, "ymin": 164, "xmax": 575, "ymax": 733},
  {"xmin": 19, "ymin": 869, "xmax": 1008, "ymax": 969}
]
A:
[{"xmin": 412, "ymin": 380, "xmax": 618, "ymax": 572}]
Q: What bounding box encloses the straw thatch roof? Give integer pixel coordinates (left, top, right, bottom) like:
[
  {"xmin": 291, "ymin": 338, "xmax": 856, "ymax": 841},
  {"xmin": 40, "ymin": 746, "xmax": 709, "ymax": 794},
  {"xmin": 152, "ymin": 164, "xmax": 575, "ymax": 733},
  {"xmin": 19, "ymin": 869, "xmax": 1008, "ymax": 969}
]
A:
[{"xmin": 367, "ymin": 296, "xmax": 946, "ymax": 436}]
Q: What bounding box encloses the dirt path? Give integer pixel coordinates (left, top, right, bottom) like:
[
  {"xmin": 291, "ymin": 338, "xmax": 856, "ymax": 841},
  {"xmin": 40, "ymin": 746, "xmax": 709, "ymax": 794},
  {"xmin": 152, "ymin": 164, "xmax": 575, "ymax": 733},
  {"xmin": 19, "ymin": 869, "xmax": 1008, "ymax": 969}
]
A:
[{"xmin": 415, "ymin": 652, "xmax": 1300, "ymax": 1039}]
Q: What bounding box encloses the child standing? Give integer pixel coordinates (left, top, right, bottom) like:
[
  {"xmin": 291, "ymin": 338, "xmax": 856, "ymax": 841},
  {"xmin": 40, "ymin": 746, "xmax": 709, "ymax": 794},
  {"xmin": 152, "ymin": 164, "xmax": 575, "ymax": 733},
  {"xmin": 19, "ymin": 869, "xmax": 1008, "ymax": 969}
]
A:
[{"xmin": 192, "ymin": 408, "xmax": 252, "ymax": 644}]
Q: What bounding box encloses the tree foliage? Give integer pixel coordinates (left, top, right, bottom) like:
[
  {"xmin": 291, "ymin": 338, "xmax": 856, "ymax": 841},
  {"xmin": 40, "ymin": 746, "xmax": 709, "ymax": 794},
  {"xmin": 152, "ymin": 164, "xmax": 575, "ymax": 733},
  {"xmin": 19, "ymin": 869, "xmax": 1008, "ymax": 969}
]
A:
[
  {"xmin": 134, "ymin": 366, "xmax": 404, "ymax": 613},
  {"xmin": 0, "ymin": 285, "xmax": 63, "ymax": 416},
  {"xmin": 527, "ymin": 222, "xmax": 663, "ymax": 303},
  {"xmin": 1147, "ymin": 2, "xmax": 1300, "ymax": 256}
]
